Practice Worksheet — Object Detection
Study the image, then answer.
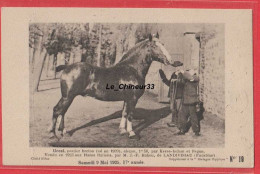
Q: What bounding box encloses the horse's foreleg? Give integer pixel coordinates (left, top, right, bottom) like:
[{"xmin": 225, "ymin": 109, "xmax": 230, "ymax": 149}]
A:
[
  {"xmin": 127, "ymin": 111, "xmax": 135, "ymax": 137},
  {"xmin": 58, "ymin": 115, "xmax": 67, "ymax": 136},
  {"xmin": 119, "ymin": 102, "xmax": 127, "ymax": 135},
  {"xmin": 126, "ymin": 99, "xmax": 138, "ymax": 139}
]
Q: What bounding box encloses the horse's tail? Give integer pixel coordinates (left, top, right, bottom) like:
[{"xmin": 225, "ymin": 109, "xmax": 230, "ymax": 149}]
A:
[{"xmin": 56, "ymin": 65, "xmax": 67, "ymax": 72}]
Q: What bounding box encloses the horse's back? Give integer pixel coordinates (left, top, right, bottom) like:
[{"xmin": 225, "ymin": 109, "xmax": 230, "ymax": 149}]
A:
[{"xmin": 59, "ymin": 62, "xmax": 145, "ymax": 101}]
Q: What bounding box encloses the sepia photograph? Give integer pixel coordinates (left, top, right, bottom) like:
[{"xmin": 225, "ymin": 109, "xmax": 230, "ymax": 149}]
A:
[
  {"xmin": 29, "ymin": 23, "xmax": 225, "ymax": 148},
  {"xmin": 2, "ymin": 8, "xmax": 253, "ymax": 167}
]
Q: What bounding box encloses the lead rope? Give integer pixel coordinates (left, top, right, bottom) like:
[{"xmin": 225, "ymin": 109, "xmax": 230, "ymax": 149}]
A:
[
  {"xmin": 173, "ymin": 78, "xmax": 177, "ymax": 114},
  {"xmin": 196, "ymin": 73, "xmax": 201, "ymax": 113},
  {"xmin": 197, "ymin": 80, "xmax": 200, "ymax": 102},
  {"xmin": 173, "ymin": 75, "xmax": 183, "ymax": 115}
]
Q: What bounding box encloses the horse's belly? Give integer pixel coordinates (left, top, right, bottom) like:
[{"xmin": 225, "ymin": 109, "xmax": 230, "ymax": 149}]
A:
[
  {"xmin": 84, "ymin": 77, "xmax": 145, "ymax": 101},
  {"xmin": 84, "ymin": 85, "xmax": 125, "ymax": 101},
  {"xmin": 97, "ymin": 90, "xmax": 125, "ymax": 101}
]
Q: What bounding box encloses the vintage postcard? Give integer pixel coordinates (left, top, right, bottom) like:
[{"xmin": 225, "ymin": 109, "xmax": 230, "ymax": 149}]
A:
[{"xmin": 2, "ymin": 8, "xmax": 253, "ymax": 167}]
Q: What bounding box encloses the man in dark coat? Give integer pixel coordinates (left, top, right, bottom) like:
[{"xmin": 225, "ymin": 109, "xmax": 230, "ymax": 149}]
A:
[
  {"xmin": 159, "ymin": 68, "xmax": 203, "ymax": 136},
  {"xmin": 176, "ymin": 69, "xmax": 201, "ymax": 136},
  {"xmin": 159, "ymin": 69, "xmax": 184, "ymax": 127}
]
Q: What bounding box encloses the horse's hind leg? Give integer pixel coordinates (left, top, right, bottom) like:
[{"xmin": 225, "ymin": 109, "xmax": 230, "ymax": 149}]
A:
[
  {"xmin": 48, "ymin": 97, "xmax": 74, "ymax": 138},
  {"xmin": 119, "ymin": 102, "xmax": 127, "ymax": 135}
]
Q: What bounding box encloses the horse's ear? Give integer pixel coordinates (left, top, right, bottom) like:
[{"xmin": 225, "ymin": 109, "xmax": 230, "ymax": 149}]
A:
[
  {"xmin": 148, "ymin": 34, "xmax": 152, "ymax": 41},
  {"xmin": 156, "ymin": 32, "xmax": 159, "ymax": 39}
]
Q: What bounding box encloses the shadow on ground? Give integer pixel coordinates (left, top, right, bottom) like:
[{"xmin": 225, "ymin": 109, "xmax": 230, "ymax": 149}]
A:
[{"xmin": 49, "ymin": 106, "xmax": 171, "ymax": 147}]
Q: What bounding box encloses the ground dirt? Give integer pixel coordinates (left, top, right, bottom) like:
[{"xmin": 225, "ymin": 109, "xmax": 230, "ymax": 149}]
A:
[{"xmin": 30, "ymin": 89, "xmax": 224, "ymax": 148}]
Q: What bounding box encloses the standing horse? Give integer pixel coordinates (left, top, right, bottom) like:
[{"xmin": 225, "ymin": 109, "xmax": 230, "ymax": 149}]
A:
[{"xmin": 49, "ymin": 33, "xmax": 181, "ymax": 139}]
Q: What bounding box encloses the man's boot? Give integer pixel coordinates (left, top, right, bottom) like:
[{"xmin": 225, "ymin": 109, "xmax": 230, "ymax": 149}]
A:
[{"xmin": 167, "ymin": 112, "xmax": 178, "ymax": 127}]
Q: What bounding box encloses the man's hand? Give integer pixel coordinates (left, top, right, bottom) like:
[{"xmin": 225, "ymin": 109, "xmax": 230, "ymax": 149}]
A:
[
  {"xmin": 171, "ymin": 79, "xmax": 178, "ymax": 83},
  {"xmin": 171, "ymin": 61, "xmax": 183, "ymax": 67},
  {"xmin": 159, "ymin": 69, "xmax": 167, "ymax": 80},
  {"xmin": 175, "ymin": 69, "xmax": 184, "ymax": 75},
  {"xmin": 159, "ymin": 69, "xmax": 171, "ymax": 86}
]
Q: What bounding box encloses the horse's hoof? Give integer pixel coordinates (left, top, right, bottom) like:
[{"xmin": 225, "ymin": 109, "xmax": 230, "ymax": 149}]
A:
[
  {"xmin": 62, "ymin": 132, "xmax": 71, "ymax": 138},
  {"xmin": 119, "ymin": 128, "xmax": 127, "ymax": 135},
  {"xmin": 129, "ymin": 134, "xmax": 140, "ymax": 140},
  {"xmin": 47, "ymin": 126, "xmax": 54, "ymax": 133},
  {"xmin": 60, "ymin": 129, "xmax": 67, "ymax": 136},
  {"xmin": 60, "ymin": 130, "xmax": 71, "ymax": 138},
  {"xmin": 49, "ymin": 132, "xmax": 59, "ymax": 140},
  {"xmin": 66, "ymin": 131, "xmax": 74, "ymax": 136}
]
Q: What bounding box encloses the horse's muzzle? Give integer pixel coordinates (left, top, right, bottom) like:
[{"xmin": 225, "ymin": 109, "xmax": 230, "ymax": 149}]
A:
[{"xmin": 164, "ymin": 59, "xmax": 171, "ymax": 65}]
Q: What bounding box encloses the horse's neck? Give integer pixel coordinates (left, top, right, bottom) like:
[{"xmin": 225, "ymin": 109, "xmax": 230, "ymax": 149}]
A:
[
  {"xmin": 117, "ymin": 40, "xmax": 152, "ymax": 78},
  {"xmin": 125, "ymin": 53, "xmax": 152, "ymax": 79}
]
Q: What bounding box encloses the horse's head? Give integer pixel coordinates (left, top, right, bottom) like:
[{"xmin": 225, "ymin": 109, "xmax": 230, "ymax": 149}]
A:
[{"xmin": 148, "ymin": 33, "xmax": 171, "ymax": 65}]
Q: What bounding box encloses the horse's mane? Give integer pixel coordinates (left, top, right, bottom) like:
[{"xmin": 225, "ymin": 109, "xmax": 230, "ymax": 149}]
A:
[{"xmin": 119, "ymin": 39, "xmax": 149, "ymax": 63}]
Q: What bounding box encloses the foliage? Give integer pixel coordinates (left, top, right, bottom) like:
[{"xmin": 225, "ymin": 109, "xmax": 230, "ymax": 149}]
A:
[{"xmin": 29, "ymin": 23, "xmax": 154, "ymax": 67}]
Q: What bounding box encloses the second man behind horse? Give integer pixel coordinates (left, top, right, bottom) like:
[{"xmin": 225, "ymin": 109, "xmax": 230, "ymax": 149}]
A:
[{"xmin": 159, "ymin": 68, "xmax": 203, "ymax": 136}]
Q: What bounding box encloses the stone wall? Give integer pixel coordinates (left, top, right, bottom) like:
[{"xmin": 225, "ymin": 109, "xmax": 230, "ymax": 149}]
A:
[
  {"xmin": 199, "ymin": 25, "xmax": 225, "ymax": 118},
  {"xmin": 148, "ymin": 24, "xmax": 225, "ymax": 118}
]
